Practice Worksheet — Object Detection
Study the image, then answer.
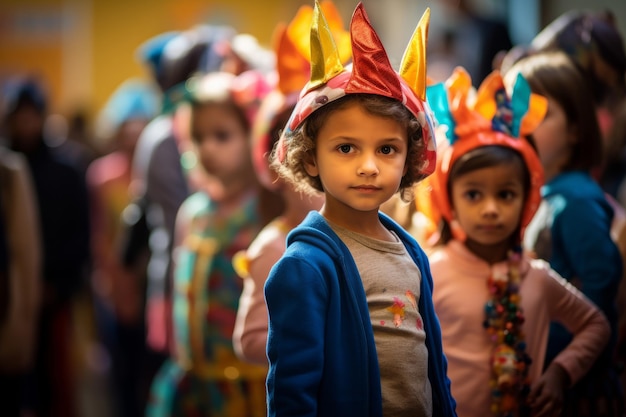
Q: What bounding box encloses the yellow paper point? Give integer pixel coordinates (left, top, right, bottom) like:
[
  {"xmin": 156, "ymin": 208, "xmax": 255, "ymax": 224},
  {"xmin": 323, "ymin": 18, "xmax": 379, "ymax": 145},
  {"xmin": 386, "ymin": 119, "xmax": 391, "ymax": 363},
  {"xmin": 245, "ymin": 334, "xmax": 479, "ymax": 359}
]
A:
[
  {"xmin": 319, "ymin": 1, "xmax": 351, "ymax": 65},
  {"xmin": 285, "ymin": 2, "xmax": 350, "ymax": 64},
  {"xmin": 399, "ymin": 8, "xmax": 430, "ymax": 101},
  {"xmin": 308, "ymin": 0, "xmax": 345, "ymax": 91}
]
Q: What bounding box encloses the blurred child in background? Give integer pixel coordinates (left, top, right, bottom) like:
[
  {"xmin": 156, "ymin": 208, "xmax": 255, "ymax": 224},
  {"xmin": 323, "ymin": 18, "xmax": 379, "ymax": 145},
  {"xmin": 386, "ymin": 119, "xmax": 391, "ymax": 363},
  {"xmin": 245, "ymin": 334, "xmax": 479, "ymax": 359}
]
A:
[
  {"xmin": 505, "ymin": 50, "xmax": 623, "ymax": 417},
  {"xmin": 146, "ymin": 69, "xmax": 274, "ymax": 417}
]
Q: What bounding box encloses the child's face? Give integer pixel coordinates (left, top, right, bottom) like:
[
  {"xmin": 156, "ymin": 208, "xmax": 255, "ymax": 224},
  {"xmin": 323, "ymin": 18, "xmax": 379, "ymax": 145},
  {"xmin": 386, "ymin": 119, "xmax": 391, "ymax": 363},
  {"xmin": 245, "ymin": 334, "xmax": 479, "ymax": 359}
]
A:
[
  {"xmin": 305, "ymin": 102, "xmax": 408, "ymax": 223},
  {"xmin": 531, "ymin": 95, "xmax": 574, "ymax": 181},
  {"xmin": 450, "ymin": 163, "xmax": 525, "ymax": 251},
  {"xmin": 191, "ymin": 103, "xmax": 251, "ymax": 183}
]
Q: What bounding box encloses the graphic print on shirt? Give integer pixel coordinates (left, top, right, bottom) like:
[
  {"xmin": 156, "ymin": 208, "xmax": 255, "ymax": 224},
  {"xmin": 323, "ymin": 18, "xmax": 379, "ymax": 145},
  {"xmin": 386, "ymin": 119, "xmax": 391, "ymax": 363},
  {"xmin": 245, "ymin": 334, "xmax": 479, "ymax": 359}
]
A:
[{"xmin": 381, "ymin": 290, "xmax": 423, "ymax": 330}]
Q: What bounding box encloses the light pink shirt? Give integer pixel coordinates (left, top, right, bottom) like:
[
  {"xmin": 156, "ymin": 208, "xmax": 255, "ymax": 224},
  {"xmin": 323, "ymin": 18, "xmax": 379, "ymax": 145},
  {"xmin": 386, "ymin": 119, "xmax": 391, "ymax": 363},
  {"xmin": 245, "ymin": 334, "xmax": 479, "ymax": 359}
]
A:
[
  {"xmin": 232, "ymin": 220, "xmax": 288, "ymax": 364},
  {"xmin": 430, "ymin": 240, "xmax": 610, "ymax": 417}
]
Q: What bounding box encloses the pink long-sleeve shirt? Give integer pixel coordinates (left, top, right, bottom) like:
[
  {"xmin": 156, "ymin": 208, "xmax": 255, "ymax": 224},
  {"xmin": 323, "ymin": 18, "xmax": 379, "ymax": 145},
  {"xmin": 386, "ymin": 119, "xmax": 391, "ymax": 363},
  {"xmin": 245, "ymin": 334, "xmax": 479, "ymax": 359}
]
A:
[{"xmin": 430, "ymin": 240, "xmax": 610, "ymax": 417}]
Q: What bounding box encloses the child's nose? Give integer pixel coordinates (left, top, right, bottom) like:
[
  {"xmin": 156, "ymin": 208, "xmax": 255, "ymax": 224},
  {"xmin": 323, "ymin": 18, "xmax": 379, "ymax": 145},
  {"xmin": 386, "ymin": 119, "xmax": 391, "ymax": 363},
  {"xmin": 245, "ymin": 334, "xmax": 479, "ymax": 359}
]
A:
[
  {"xmin": 481, "ymin": 198, "xmax": 499, "ymax": 215},
  {"xmin": 200, "ymin": 137, "xmax": 219, "ymax": 153},
  {"xmin": 357, "ymin": 154, "xmax": 379, "ymax": 176}
]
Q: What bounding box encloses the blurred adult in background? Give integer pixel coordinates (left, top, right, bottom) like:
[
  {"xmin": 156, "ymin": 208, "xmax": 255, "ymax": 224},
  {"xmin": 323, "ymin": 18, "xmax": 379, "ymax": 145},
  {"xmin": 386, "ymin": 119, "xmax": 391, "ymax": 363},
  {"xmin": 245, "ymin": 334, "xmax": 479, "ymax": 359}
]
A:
[
  {"xmin": 87, "ymin": 78, "xmax": 159, "ymax": 417},
  {"xmin": 0, "ymin": 145, "xmax": 41, "ymax": 417},
  {"xmin": 2, "ymin": 76, "xmax": 91, "ymax": 417},
  {"xmin": 43, "ymin": 110, "xmax": 97, "ymax": 177},
  {"xmin": 67, "ymin": 109, "xmax": 96, "ymax": 156}
]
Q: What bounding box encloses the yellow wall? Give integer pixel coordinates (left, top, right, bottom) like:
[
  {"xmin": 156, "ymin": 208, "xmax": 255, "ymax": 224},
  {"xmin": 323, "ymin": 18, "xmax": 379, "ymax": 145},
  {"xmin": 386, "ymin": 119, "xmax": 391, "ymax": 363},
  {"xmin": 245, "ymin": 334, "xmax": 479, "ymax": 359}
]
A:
[
  {"xmin": 0, "ymin": 0, "xmax": 318, "ymax": 123},
  {"xmin": 4, "ymin": 0, "xmax": 623, "ymax": 125},
  {"xmin": 90, "ymin": 0, "xmax": 308, "ymax": 117},
  {"xmin": 0, "ymin": 1, "xmax": 66, "ymax": 113}
]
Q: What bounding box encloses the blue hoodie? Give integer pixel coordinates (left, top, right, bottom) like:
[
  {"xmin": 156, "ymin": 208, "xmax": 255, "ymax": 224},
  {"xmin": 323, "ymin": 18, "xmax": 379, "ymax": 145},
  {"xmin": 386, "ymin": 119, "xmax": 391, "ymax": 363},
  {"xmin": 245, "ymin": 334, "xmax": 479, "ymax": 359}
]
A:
[{"xmin": 265, "ymin": 211, "xmax": 457, "ymax": 417}]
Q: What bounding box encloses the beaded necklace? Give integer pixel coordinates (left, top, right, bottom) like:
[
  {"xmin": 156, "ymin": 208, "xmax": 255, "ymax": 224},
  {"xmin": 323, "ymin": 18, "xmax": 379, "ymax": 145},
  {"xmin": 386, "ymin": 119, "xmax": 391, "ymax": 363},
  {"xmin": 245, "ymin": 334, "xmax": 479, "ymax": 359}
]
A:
[{"xmin": 483, "ymin": 245, "xmax": 532, "ymax": 417}]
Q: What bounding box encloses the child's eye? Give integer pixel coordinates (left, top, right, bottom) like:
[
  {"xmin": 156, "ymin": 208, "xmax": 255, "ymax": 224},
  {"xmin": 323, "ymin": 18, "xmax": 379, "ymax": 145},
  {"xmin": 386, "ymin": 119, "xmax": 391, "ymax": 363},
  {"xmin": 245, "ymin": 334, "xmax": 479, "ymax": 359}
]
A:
[
  {"xmin": 338, "ymin": 144, "xmax": 353, "ymax": 154},
  {"xmin": 464, "ymin": 190, "xmax": 480, "ymax": 201},
  {"xmin": 215, "ymin": 130, "xmax": 232, "ymax": 142},
  {"xmin": 191, "ymin": 130, "xmax": 232, "ymax": 143},
  {"xmin": 499, "ymin": 190, "xmax": 517, "ymax": 200},
  {"xmin": 380, "ymin": 145, "xmax": 394, "ymax": 155}
]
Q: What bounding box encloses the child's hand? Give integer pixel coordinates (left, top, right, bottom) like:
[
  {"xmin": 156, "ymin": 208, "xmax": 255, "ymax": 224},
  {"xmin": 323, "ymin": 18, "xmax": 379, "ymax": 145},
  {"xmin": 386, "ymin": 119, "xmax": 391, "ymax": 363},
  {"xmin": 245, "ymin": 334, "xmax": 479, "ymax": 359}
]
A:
[{"xmin": 527, "ymin": 362, "xmax": 570, "ymax": 417}]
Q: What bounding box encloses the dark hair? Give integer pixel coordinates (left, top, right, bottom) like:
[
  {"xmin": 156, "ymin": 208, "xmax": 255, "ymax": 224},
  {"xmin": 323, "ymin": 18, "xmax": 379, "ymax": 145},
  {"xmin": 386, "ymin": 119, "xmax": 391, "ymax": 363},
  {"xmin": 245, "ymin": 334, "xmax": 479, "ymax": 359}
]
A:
[
  {"xmin": 2, "ymin": 77, "xmax": 47, "ymax": 119},
  {"xmin": 510, "ymin": 51, "xmax": 603, "ymax": 172},
  {"xmin": 531, "ymin": 10, "xmax": 626, "ymax": 107},
  {"xmin": 271, "ymin": 93, "xmax": 426, "ymax": 201},
  {"xmin": 256, "ymin": 104, "xmax": 294, "ymax": 224},
  {"xmin": 437, "ymin": 145, "xmax": 530, "ymax": 245},
  {"xmin": 269, "ymin": 105, "xmax": 295, "ymax": 156}
]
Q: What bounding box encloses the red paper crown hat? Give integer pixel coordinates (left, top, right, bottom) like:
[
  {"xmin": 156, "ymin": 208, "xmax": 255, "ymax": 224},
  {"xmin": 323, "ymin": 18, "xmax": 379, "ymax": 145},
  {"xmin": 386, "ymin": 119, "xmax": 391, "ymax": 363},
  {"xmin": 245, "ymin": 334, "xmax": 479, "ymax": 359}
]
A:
[{"xmin": 275, "ymin": 1, "xmax": 436, "ymax": 179}]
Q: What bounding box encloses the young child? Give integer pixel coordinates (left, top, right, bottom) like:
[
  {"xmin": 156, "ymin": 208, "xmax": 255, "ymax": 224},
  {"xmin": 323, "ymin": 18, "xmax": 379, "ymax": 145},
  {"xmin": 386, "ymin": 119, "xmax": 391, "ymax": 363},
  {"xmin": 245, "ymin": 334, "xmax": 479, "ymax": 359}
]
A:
[
  {"xmin": 231, "ymin": 1, "xmax": 351, "ymax": 365},
  {"xmin": 425, "ymin": 66, "xmax": 611, "ymax": 417},
  {"xmin": 504, "ymin": 51, "xmax": 624, "ymax": 417},
  {"xmin": 263, "ymin": 2, "xmax": 456, "ymax": 416},
  {"xmin": 146, "ymin": 70, "xmax": 273, "ymax": 417}
]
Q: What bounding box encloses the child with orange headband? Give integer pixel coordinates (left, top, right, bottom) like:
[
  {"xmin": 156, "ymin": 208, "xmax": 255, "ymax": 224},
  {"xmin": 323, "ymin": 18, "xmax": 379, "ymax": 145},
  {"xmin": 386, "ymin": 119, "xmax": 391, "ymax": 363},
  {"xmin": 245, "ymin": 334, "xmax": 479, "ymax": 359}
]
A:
[
  {"xmin": 426, "ymin": 67, "xmax": 610, "ymax": 417},
  {"xmin": 263, "ymin": 2, "xmax": 456, "ymax": 416}
]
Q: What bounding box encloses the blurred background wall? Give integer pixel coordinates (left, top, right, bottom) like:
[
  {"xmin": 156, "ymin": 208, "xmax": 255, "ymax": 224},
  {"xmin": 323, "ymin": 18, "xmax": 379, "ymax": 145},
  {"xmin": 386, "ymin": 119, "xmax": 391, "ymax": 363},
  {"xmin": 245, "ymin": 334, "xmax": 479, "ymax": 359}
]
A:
[
  {"xmin": 0, "ymin": 0, "xmax": 312, "ymax": 122},
  {"xmin": 1, "ymin": 0, "xmax": 625, "ymax": 129}
]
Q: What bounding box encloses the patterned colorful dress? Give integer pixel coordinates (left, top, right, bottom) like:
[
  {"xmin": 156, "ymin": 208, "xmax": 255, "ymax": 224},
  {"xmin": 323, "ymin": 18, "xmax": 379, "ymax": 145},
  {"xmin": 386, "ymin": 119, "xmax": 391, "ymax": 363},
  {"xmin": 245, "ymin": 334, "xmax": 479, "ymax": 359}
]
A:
[{"xmin": 147, "ymin": 190, "xmax": 267, "ymax": 417}]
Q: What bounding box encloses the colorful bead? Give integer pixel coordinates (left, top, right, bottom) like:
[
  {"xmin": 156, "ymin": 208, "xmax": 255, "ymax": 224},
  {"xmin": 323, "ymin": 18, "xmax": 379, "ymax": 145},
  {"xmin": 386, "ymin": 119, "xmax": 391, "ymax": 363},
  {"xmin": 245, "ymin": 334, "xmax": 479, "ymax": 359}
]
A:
[{"xmin": 485, "ymin": 247, "xmax": 530, "ymax": 416}]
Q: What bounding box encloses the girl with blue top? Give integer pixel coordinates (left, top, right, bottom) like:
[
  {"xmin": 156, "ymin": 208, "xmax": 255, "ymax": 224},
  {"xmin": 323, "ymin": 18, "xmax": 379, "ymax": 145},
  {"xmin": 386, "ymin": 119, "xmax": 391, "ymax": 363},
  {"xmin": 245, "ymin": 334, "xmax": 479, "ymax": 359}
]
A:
[
  {"xmin": 505, "ymin": 50, "xmax": 624, "ymax": 417},
  {"xmin": 263, "ymin": 2, "xmax": 457, "ymax": 416}
]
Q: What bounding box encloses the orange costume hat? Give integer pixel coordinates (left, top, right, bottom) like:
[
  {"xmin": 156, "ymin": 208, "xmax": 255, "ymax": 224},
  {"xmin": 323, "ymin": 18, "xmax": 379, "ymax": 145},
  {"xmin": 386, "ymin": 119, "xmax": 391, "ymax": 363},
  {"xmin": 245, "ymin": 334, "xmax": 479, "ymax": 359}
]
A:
[
  {"xmin": 275, "ymin": 0, "xmax": 436, "ymax": 179},
  {"xmin": 252, "ymin": 1, "xmax": 351, "ymax": 189},
  {"xmin": 425, "ymin": 67, "xmax": 547, "ymax": 241}
]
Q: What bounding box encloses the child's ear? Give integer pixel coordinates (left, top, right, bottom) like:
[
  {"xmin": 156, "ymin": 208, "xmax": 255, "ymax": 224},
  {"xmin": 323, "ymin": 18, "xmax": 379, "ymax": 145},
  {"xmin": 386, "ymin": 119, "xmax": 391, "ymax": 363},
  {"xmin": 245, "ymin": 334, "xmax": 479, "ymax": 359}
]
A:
[{"xmin": 304, "ymin": 151, "xmax": 319, "ymax": 177}]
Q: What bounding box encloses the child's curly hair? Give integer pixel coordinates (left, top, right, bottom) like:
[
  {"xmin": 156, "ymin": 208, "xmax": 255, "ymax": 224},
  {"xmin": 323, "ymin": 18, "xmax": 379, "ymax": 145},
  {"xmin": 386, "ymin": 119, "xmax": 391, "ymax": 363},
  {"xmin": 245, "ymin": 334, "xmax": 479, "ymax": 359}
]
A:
[{"xmin": 270, "ymin": 94, "xmax": 427, "ymax": 202}]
